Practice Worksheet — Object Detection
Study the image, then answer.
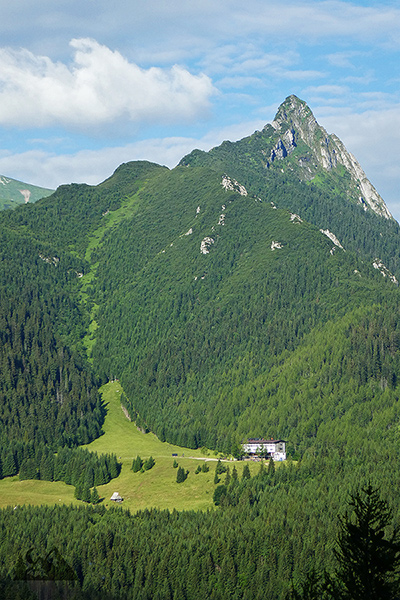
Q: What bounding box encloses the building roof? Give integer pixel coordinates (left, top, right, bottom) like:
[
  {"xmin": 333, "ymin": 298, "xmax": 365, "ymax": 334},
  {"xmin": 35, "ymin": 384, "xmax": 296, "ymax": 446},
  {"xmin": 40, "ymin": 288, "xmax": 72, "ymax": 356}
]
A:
[
  {"xmin": 110, "ymin": 492, "xmax": 122, "ymax": 500},
  {"xmin": 245, "ymin": 438, "xmax": 286, "ymax": 444}
]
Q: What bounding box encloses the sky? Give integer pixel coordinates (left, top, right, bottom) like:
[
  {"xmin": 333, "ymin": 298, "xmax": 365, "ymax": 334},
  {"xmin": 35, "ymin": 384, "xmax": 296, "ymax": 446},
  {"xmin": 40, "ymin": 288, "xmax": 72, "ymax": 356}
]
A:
[{"xmin": 0, "ymin": 0, "xmax": 400, "ymax": 218}]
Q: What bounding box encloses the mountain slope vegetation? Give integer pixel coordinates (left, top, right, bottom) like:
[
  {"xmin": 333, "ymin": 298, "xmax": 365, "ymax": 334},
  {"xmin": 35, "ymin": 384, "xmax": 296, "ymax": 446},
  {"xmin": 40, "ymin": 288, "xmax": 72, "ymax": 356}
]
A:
[
  {"xmin": 0, "ymin": 174, "xmax": 53, "ymax": 210},
  {"xmin": 89, "ymin": 165, "xmax": 399, "ymax": 453},
  {"xmin": 180, "ymin": 95, "xmax": 400, "ymax": 277},
  {"xmin": 1, "ymin": 97, "xmax": 400, "ymax": 599}
]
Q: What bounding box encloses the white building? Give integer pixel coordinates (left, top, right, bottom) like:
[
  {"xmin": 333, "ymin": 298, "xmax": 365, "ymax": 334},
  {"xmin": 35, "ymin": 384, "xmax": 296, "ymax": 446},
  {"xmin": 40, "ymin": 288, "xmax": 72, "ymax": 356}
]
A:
[
  {"xmin": 242, "ymin": 438, "xmax": 286, "ymax": 461},
  {"xmin": 110, "ymin": 492, "xmax": 123, "ymax": 502}
]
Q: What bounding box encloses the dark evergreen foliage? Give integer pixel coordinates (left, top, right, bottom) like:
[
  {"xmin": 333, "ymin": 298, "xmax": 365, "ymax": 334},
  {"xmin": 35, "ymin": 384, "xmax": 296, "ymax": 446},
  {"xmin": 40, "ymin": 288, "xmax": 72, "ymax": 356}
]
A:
[
  {"xmin": 1, "ymin": 114, "xmax": 400, "ymax": 600},
  {"xmin": 242, "ymin": 463, "xmax": 251, "ymax": 480},
  {"xmin": 143, "ymin": 456, "xmax": 155, "ymax": 471},
  {"xmin": 176, "ymin": 466, "xmax": 187, "ymax": 483},
  {"xmin": 2, "ymin": 472, "xmax": 400, "ymax": 600},
  {"xmin": 131, "ymin": 456, "xmax": 143, "ymax": 473},
  {"xmin": 334, "ymin": 485, "xmax": 400, "ymax": 600},
  {"xmin": 213, "ymin": 484, "xmax": 227, "ymax": 506}
]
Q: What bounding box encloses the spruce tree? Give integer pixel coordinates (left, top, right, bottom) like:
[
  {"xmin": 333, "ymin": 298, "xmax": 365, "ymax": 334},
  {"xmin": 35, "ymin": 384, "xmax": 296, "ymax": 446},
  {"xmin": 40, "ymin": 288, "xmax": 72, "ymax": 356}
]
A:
[
  {"xmin": 2, "ymin": 452, "xmax": 17, "ymax": 478},
  {"xmin": 334, "ymin": 485, "xmax": 400, "ymax": 600},
  {"xmin": 213, "ymin": 485, "xmax": 227, "ymax": 506},
  {"xmin": 268, "ymin": 457, "xmax": 275, "ymax": 476},
  {"xmin": 231, "ymin": 465, "xmax": 238, "ymax": 484},
  {"xmin": 143, "ymin": 456, "xmax": 155, "ymax": 471},
  {"xmin": 215, "ymin": 459, "xmax": 226, "ymax": 475},
  {"xmin": 242, "ymin": 463, "xmax": 251, "ymax": 480},
  {"xmin": 84, "ymin": 466, "xmax": 94, "ymax": 488},
  {"xmin": 176, "ymin": 466, "xmax": 186, "ymax": 483},
  {"xmin": 224, "ymin": 466, "xmax": 231, "ymax": 486},
  {"xmin": 109, "ymin": 455, "xmax": 120, "ymax": 479},
  {"xmin": 131, "ymin": 455, "xmax": 143, "ymax": 473},
  {"xmin": 19, "ymin": 458, "xmax": 38, "ymax": 480},
  {"xmin": 91, "ymin": 487, "xmax": 100, "ymax": 505},
  {"xmin": 81, "ymin": 485, "xmax": 91, "ymax": 503},
  {"xmin": 39, "ymin": 455, "xmax": 52, "ymax": 481}
]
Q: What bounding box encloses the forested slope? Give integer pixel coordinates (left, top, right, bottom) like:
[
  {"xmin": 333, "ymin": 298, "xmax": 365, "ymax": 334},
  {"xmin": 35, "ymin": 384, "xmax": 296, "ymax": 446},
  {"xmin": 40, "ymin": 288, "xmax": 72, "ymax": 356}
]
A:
[
  {"xmin": 180, "ymin": 98, "xmax": 400, "ymax": 277},
  {"xmin": 2, "ymin": 454, "xmax": 400, "ymax": 600},
  {"xmin": 88, "ymin": 165, "xmax": 400, "ymax": 453},
  {"xmin": 1, "ymin": 153, "xmax": 399, "ymax": 461},
  {"xmin": 0, "ymin": 164, "xmax": 163, "ymax": 483},
  {"xmin": 0, "ymin": 108, "xmax": 400, "ymax": 598}
]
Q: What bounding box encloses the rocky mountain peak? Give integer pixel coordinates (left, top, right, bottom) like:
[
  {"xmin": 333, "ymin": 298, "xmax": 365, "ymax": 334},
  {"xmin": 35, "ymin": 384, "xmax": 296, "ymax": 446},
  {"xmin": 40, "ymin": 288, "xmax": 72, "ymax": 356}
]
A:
[
  {"xmin": 271, "ymin": 95, "xmax": 319, "ymax": 146},
  {"xmin": 268, "ymin": 95, "xmax": 393, "ymax": 220}
]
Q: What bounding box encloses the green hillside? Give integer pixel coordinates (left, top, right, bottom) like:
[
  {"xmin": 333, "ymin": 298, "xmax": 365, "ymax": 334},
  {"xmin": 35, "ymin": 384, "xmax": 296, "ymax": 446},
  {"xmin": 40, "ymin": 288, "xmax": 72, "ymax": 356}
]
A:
[
  {"xmin": 0, "ymin": 174, "xmax": 53, "ymax": 210},
  {"xmin": 90, "ymin": 165, "xmax": 399, "ymax": 453},
  {"xmin": 1, "ymin": 98, "xmax": 400, "ymax": 599},
  {"xmin": 180, "ymin": 96, "xmax": 400, "ymax": 277}
]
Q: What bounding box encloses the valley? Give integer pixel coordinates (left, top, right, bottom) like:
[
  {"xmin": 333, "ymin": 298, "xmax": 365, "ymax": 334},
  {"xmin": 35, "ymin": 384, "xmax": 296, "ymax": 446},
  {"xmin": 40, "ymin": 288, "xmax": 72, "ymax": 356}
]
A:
[
  {"xmin": 1, "ymin": 96, "xmax": 400, "ymax": 598},
  {"xmin": 0, "ymin": 381, "xmax": 261, "ymax": 512}
]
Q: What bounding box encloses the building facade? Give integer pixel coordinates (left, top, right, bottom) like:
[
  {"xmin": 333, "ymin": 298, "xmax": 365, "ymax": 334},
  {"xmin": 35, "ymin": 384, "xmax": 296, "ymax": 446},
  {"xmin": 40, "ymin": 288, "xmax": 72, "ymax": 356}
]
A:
[{"xmin": 242, "ymin": 438, "xmax": 286, "ymax": 461}]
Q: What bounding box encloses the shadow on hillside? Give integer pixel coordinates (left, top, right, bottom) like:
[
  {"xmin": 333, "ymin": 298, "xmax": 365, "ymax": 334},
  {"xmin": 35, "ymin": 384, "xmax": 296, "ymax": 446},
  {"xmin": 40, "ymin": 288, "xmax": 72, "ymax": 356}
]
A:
[{"xmin": 1, "ymin": 580, "xmax": 122, "ymax": 600}]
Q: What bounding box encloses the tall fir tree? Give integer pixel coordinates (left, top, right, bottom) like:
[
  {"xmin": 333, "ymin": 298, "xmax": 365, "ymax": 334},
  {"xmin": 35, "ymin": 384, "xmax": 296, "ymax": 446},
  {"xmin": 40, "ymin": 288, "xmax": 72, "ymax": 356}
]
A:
[
  {"xmin": 334, "ymin": 485, "xmax": 400, "ymax": 600},
  {"xmin": 242, "ymin": 463, "xmax": 251, "ymax": 480}
]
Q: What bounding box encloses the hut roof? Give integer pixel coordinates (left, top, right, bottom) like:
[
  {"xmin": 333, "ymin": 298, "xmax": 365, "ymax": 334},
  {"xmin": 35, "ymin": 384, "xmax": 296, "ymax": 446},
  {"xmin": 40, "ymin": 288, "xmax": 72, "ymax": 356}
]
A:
[{"xmin": 110, "ymin": 492, "xmax": 122, "ymax": 501}]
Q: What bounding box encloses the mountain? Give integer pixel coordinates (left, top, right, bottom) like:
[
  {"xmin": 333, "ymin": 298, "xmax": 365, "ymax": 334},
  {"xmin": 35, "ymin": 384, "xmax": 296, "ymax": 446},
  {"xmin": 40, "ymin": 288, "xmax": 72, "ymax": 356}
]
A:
[
  {"xmin": 0, "ymin": 174, "xmax": 53, "ymax": 210},
  {"xmin": 266, "ymin": 94, "xmax": 391, "ymax": 219},
  {"xmin": 180, "ymin": 95, "xmax": 400, "ymax": 277},
  {"xmin": 0, "ymin": 101, "xmax": 399, "ymax": 455},
  {"xmin": 87, "ymin": 163, "xmax": 399, "ymax": 452},
  {"xmin": 1, "ymin": 97, "xmax": 400, "ymax": 599}
]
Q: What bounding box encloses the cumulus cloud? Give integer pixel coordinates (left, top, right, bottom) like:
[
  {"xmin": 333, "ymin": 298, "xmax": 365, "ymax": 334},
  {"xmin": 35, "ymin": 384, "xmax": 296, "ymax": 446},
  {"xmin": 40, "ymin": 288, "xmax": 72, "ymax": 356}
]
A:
[{"xmin": 0, "ymin": 38, "xmax": 215, "ymax": 129}]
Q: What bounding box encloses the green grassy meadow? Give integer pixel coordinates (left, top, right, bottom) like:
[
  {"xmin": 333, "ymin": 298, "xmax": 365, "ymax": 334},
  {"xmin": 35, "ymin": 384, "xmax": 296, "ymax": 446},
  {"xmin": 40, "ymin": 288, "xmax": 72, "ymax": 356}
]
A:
[{"xmin": 0, "ymin": 381, "xmax": 266, "ymax": 512}]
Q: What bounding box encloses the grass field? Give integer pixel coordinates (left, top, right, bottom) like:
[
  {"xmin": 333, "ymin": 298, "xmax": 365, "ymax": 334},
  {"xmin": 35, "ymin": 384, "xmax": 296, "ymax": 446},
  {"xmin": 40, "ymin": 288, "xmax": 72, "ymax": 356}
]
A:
[{"xmin": 0, "ymin": 381, "xmax": 266, "ymax": 512}]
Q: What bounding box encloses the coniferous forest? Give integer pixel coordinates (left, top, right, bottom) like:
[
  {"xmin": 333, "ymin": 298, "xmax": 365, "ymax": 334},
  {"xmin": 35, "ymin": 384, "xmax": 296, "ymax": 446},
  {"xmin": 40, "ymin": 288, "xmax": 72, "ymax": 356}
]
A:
[{"xmin": 1, "ymin": 97, "xmax": 400, "ymax": 598}]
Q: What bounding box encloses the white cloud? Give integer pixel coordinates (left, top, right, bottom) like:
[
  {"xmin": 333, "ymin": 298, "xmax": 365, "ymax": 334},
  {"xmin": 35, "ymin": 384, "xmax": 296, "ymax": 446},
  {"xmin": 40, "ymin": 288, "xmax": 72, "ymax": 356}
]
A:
[
  {"xmin": 302, "ymin": 85, "xmax": 349, "ymax": 96},
  {"xmin": 325, "ymin": 51, "xmax": 364, "ymax": 69},
  {"xmin": 234, "ymin": 2, "xmax": 400, "ymax": 45},
  {"xmin": 0, "ymin": 38, "xmax": 215, "ymax": 129}
]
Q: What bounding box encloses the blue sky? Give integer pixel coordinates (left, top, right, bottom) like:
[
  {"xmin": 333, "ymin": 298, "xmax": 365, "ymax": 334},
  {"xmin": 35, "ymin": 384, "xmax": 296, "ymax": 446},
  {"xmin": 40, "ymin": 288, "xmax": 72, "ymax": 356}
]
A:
[{"xmin": 0, "ymin": 0, "xmax": 400, "ymax": 218}]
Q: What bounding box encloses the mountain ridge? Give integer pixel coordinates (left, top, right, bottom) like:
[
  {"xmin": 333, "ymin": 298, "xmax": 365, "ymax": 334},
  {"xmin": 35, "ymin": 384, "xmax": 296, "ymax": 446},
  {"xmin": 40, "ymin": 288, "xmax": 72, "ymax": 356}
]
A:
[
  {"xmin": 180, "ymin": 95, "xmax": 400, "ymax": 278},
  {"xmin": 0, "ymin": 173, "xmax": 53, "ymax": 210},
  {"xmin": 181, "ymin": 94, "xmax": 392, "ymax": 220},
  {"xmin": 0, "ymin": 97, "xmax": 399, "ymax": 454},
  {"xmin": 1, "ymin": 97, "xmax": 400, "ymax": 600}
]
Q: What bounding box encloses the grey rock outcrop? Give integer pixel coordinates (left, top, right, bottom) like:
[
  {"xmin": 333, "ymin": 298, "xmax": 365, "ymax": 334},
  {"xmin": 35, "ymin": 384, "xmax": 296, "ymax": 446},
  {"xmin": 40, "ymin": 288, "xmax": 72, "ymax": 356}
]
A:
[{"xmin": 269, "ymin": 95, "xmax": 392, "ymax": 220}]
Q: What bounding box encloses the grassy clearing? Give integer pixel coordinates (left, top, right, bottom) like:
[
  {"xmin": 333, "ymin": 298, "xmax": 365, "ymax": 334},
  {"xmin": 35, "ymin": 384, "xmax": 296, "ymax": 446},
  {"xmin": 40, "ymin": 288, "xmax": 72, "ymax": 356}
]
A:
[
  {"xmin": 0, "ymin": 382, "xmax": 274, "ymax": 512},
  {"xmin": 0, "ymin": 477, "xmax": 78, "ymax": 509},
  {"xmin": 84, "ymin": 189, "xmax": 142, "ymax": 263},
  {"xmin": 82, "ymin": 381, "xmax": 260, "ymax": 512}
]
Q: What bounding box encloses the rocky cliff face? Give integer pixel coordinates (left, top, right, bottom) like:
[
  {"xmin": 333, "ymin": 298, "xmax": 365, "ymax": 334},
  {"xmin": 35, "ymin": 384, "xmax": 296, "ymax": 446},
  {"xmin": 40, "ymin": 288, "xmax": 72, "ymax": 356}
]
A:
[{"xmin": 269, "ymin": 95, "xmax": 392, "ymax": 219}]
